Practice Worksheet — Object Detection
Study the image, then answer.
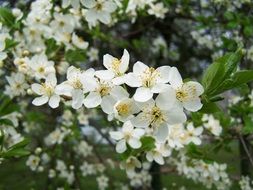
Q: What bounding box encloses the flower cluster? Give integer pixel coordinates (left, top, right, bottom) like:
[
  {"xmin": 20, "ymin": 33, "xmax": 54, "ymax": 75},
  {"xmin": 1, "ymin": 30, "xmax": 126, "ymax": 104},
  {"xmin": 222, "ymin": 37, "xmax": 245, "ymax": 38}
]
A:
[
  {"xmin": 29, "ymin": 49, "xmax": 204, "ymax": 168},
  {"xmin": 171, "ymin": 153, "xmax": 231, "ymax": 190}
]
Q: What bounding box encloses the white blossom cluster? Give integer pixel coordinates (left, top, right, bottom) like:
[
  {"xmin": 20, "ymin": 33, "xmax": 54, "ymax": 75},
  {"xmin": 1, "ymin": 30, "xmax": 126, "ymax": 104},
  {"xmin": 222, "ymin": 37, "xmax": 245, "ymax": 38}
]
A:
[
  {"xmin": 171, "ymin": 153, "xmax": 231, "ymax": 190},
  {"xmin": 202, "ymin": 114, "xmax": 222, "ymax": 137},
  {"xmin": 0, "ymin": 23, "xmax": 9, "ymax": 63},
  {"xmin": 26, "ymin": 48, "xmax": 204, "ymax": 170},
  {"xmin": 239, "ymin": 176, "xmax": 253, "ymax": 190}
]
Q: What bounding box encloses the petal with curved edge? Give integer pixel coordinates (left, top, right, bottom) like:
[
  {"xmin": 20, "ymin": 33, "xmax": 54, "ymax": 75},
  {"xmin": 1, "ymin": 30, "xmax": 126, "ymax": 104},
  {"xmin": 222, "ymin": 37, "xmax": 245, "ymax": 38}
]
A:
[
  {"xmin": 125, "ymin": 73, "xmax": 142, "ymax": 87},
  {"xmin": 133, "ymin": 128, "xmax": 145, "ymax": 138},
  {"xmin": 134, "ymin": 87, "xmax": 153, "ymax": 102},
  {"xmin": 119, "ymin": 49, "xmax": 129, "ymax": 73},
  {"xmin": 112, "ymin": 75, "xmax": 126, "ymax": 85},
  {"xmin": 122, "ymin": 121, "xmax": 134, "ymax": 133},
  {"xmin": 101, "ymin": 95, "xmax": 116, "ymax": 114},
  {"xmin": 151, "ymin": 83, "xmax": 169, "ymax": 93},
  {"xmin": 110, "ymin": 86, "xmax": 129, "ymax": 100},
  {"xmin": 154, "ymin": 124, "xmax": 168, "ymax": 143},
  {"xmin": 83, "ymin": 92, "xmax": 102, "ymax": 108},
  {"xmin": 31, "ymin": 84, "xmax": 44, "ymax": 95},
  {"xmin": 95, "ymin": 70, "xmax": 114, "ymax": 80},
  {"xmin": 49, "ymin": 94, "xmax": 60, "ymax": 108},
  {"xmin": 55, "ymin": 82, "xmax": 73, "ymax": 96},
  {"xmin": 169, "ymin": 67, "xmax": 183, "ymax": 89},
  {"xmin": 128, "ymin": 138, "xmax": 141, "ymax": 149},
  {"xmin": 116, "ymin": 140, "xmax": 127, "ymax": 153},
  {"xmin": 109, "ymin": 131, "xmax": 124, "ymax": 140},
  {"xmin": 165, "ymin": 106, "xmax": 187, "ymax": 125},
  {"xmin": 32, "ymin": 96, "xmax": 49, "ymax": 106},
  {"xmin": 133, "ymin": 61, "xmax": 148, "ymax": 76},
  {"xmin": 131, "ymin": 113, "xmax": 150, "ymax": 128},
  {"xmin": 154, "ymin": 153, "xmax": 165, "ymax": 165},
  {"xmin": 103, "ymin": 53, "xmax": 114, "ymax": 70},
  {"xmin": 156, "ymin": 86, "xmax": 176, "ymax": 110},
  {"xmin": 156, "ymin": 66, "xmax": 171, "ymax": 83},
  {"xmin": 80, "ymin": 0, "xmax": 96, "ymax": 8},
  {"xmin": 183, "ymin": 98, "xmax": 203, "ymax": 112},
  {"xmin": 71, "ymin": 89, "xmax": 84, "ymax": 109}
]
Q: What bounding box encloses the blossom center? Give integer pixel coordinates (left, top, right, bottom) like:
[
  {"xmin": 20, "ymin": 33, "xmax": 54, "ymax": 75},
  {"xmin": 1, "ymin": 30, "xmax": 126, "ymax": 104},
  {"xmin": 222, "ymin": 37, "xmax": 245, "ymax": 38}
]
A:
[
  {"xmin": 149, "ymin": 106, "xmax": 164, "ymax": 126},
  {"xmin": 72, "ymin": 79, "xmax": 83, "ymax": 89},
  {"xmin": 116, "ymin": 103, "xmax": 130, "ymax": 116},
  {"xmin": 141, "ymin": 67, "xmax": 160, "ymax": 88},
  {"xmin": 111, "ymin": 58, "xmax": 122, "ymax": 76},
  {"xmin": 98, "ymin": 84, "xmax": 111, "ymax": 96}
]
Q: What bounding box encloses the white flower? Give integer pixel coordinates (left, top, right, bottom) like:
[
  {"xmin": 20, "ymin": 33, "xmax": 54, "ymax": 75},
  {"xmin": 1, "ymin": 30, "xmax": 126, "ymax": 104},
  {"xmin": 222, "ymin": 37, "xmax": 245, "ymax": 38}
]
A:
[
  {"xmin": 120, "ymin": 156, "xmax": 141, "ymax": 177},
  {"xmin": 95, "ymin": 49, "xmax": 129, "ymax": 85},
  {"xmin": 125, "ymin": 61, "xmax": 171, "ymax": 102},
  {"xmin": 72, "ymin": 33, "xmax": 89, "ymax": 49},
  {"xmin": 166, "ymin": 124, "xmax": 185, "ymax": 149},
  {"xmin": 62, "ymin": 0, "xmax": 81, "ymax": 9},
  {"xmin": 26, "ymin": 155, "xmax": 40, "ymax": 171},
  {"xmin": 131, "ymin": 95, "xmax": 186, "ymax": 142},
  {"xmin": 31, "ymin": 74, "xmax": 60, "ymax": 108},
  {"xmin": 12, "ymin": 8, "xmax": 23, "ymax": 20},
  {"xmin": 168, "ymin": 67, "xmax": 204, "ymax": 111},
  {"xmin": 4, "ymin": 72, "xmax": 29, "ymax": 98},
  {"xmin": 55, "ymin": 66, "xmax": 97, "ymax": 109},
  {"xmin": 87, "ymin": 47, "xmax": 99, "ymax": 62},
  {"xmin": 112, "ymin": 97, "xmax": 140, "ymax": 122},
  {"xmin": 181, "ymin": 123, "xmax": 203, "ymax": 145},
  {"xmin": 82, "ymin": 0, "xmax": 117, "ymax": 27},
  {"xmin": 0, "ymin": 38, "xmax": 7, "ymax": 61},
  {"xmin": 202, "ymin": 114, "xmax": 222, "ymax": 136},
  {"xmin": 146, "ymin": 143, "xmax": 171, "ymax": 165},
  {"xmin": 50, "ymin": 13, "xmax": 75, "ymax": 33},
  {"xmin": 28, "ymin": 54, "xmax": 55, "ymax": 79},
  {"xmin": 83, "ymin": 78, "xmax": 127, "ymax": 110},
  {"xmin": 110, "ymin": 121, "xmax": 145, "ymax": 153},
  {"xmin": 147, "ymin": 3, "xmax": 168, "ymax": 19},
  {"xmin": 97, "ymin": 175, "xmax": 109, "ymax": 190}
]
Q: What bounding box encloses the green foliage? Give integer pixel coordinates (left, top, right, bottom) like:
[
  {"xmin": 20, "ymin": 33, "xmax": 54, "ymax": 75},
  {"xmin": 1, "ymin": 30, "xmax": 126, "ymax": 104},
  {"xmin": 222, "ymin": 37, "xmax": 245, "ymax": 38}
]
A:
[
  {"xmin": 0, "ymin": 8, "xmax": 15, "ymax": 28},
  {"xmin": 5, "ymin": 38, "xmax": 19, "ymax": 50},
  {"xmin": 45, "ymin": 38, "xmax": 59, "ymax": 57},
  {"xmin": 65, "ymin": 49, "xmax": 87, "ymax": 63},
  {"xmin": 242, "ymin": 116, "xmax": 253, "ymax": 135},
  {"xmin": 200, "ymin": 49, "xmax": 253, "ymax": 113}
]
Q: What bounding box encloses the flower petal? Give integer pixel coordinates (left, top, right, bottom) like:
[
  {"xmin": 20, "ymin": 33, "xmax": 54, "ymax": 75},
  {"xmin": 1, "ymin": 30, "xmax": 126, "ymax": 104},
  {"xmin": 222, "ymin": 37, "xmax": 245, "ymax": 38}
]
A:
[
  {"xmin": 116, "ymin": 140, "xmax": 127, "ymax": 153},
  {"xmin": 134, "ymin": 87, "xmax": 153, "ymax": 102},
  {"xmin": 169, "ymin": 67, "xmax": 183, "ymax": 89},
  {"xmin": 48, "ymin": 94, "xmax": 60, "ymax": 108},
  {"xmin": 32, "ymin": 96, "xmax": 49, "ymax": 106},
  {"xmin": 128, "ymin": 138, "xmax": 141, "ymax": 149},
  {"xmin": 83, "ymin": 92, "xmax": 102, "ymax": 108},
  {"xmin": 156, "ymin": 86, "xmax": 176, "ymax": 110},
  {"xmin": 110, "ymin": 131, "xmax": 124, "ymax": 140},
  {"xmin": 156, "ymin": 66, "xmax": 171, "ymax": 83}
]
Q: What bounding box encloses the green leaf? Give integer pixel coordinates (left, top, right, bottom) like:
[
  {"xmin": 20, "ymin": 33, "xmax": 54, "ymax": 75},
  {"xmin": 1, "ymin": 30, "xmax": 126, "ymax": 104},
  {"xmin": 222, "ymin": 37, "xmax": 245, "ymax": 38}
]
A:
[
  {"xmin": 5, "ymin": 38, "xmax": 19, "ymax": 50},
  {"xmin": 213, "ymin": 70, "xmax": 253, "ymax": 95},
  {"xmin": 0, "ymin": 119, "xmax": 13, "ymax": 126},
  {"xmin": 242, "ymin": 116, "xmax": 253, "ymax": 135},
  {"xmin": 0, "ymin": 8, "xmax": 15, "ymax": 28},
  {"xmin": 186, "ymin": 143, "xmax": 204, "ymax": 159},
  {"xmin": 202, "ymin": 61, "xmax": 226, "ymax": 95},
  {"xmin": 1, "ymin": 148, "xmax": 30, "ymax": 158},
  {"xmin": 9, "ymin": 138, "xmax": 29, "ymax": 150},
  {"xmin": 202, "ymin": 49, "xmax": 242, "ymax": 97},
  {"xmin": 200, "ymin": 101, "xmax": 221, "ymax": 113},
  {"xmin": 140, "ymin": 136, "xmax": 155, "ymax": 151},
  {"xmin": 65, "ymin": 49, "xmax": 86, "ymax": 63},
  {"xmin": 45, "ymin": 38, "xmax": 59, "ymax": 56}
]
